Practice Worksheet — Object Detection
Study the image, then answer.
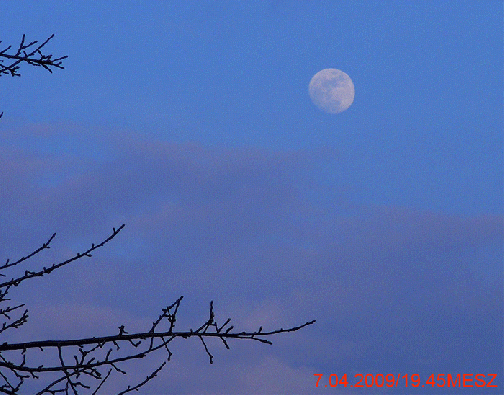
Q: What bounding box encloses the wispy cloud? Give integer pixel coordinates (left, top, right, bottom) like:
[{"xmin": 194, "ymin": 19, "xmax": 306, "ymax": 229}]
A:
[{"xmin": 0, "ymin": 124, "xmax": 501, "ymax": 393}]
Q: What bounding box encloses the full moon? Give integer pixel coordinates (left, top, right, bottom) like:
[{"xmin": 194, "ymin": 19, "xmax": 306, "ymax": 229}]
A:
[{"xmin": 309, "ymin": 69, "xmax": 355, "ymax": 114}]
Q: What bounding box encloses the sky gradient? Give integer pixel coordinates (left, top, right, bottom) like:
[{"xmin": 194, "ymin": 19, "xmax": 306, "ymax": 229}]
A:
[{"xmin": 0, "ymin": 1, "xmax": 502, "ymax": 394}]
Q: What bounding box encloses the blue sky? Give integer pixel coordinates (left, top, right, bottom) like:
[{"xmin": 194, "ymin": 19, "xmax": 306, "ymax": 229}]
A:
[{"xmin": 0, "ymin": 1, "xmax": 502, "ymax": 394}]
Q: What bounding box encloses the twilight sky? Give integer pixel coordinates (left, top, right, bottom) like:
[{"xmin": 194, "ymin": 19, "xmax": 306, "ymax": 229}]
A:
[{"xmin": 0, "ymin": 1, "xmax": 502, "ymax": 394}]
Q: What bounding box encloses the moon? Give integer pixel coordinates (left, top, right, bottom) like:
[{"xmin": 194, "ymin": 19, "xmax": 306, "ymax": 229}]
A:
[{"xmin": 309, "ymin": 69, "xmax": 355, "ymax": 114}]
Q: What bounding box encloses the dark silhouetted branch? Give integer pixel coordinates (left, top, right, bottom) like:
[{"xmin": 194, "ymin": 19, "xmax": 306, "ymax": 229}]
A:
[
  {"xmin": 0, "ymin": 225, "xmax": 315, "ymax": 394},
  {"xmin": 0, "ymin": 34, "xmax": 67, "ymax": 77},
  {"xmin": 0, "ymin": 34, "xmax": 67, "ymax": 118}
]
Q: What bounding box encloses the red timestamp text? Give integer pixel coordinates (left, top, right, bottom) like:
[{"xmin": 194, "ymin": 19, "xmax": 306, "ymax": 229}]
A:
[{"xmin": 314, "ymin": 373, "xmax": 498, "ymax": 388}]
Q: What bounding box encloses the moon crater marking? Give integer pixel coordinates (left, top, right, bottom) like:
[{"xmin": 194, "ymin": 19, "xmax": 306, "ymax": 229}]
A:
[{"xmin": 309, "ymin": 69, "xmax": 355, "ymax": 114}]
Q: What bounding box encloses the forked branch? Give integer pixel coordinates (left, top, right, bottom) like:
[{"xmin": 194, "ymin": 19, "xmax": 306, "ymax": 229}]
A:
[
  {"xmin": 0, "ymin": 34, "xmax": 67, "ymax": 118},
  {"xmin": 0, "ymin": 226, "xmax": 315, "ymax": 394},
  {"xmin": 0, "ymin": 34, "xmax": 67, "ymax": 78}
]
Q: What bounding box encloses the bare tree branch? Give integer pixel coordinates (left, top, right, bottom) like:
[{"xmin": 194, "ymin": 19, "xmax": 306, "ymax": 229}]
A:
[
  {"xmin": 0, "ymin": 34, "xmax": 67, "ymax": 118},
  {"xmin": 0, "ymin": 226, "xmax": 316, "ymax": 394},
  {"xmin": 0, "ymin": 225, "xmax": 124, "ymax": 289},
  {"xmin": 0, "ymin": 34, "xmax": 67, "ymax": 78}
]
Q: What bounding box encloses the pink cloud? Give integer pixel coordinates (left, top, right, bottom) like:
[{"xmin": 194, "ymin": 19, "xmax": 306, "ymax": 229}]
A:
[{"xmin": 0, "ymin": 124, "xmax": 501, "ymax": 393}]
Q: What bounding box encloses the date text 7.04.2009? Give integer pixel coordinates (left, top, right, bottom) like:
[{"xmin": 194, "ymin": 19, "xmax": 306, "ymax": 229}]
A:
[{"xmin": 314, "ymin": 373, "xmax": 498, "ymax": 389}]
